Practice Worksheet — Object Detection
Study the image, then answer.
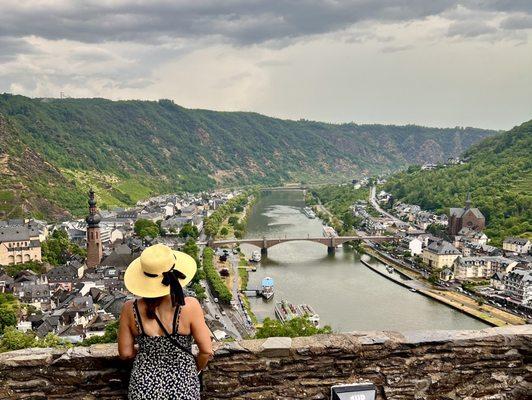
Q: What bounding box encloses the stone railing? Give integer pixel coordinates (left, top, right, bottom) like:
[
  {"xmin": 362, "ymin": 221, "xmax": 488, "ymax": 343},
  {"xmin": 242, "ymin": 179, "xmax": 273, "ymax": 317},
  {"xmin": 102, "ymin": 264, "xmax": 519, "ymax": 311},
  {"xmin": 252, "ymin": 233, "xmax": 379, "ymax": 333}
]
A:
[{"xmin": 0, "ymin": 325, "xmax": 530, "ymax": 399}]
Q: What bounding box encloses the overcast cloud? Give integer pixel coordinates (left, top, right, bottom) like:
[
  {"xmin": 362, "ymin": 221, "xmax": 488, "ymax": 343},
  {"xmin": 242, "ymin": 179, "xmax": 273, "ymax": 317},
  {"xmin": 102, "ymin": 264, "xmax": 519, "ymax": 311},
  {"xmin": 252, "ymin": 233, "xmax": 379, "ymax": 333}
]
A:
[{"xmin": 1, "ymin": 0, "xmax": 531, "ymax": 129}]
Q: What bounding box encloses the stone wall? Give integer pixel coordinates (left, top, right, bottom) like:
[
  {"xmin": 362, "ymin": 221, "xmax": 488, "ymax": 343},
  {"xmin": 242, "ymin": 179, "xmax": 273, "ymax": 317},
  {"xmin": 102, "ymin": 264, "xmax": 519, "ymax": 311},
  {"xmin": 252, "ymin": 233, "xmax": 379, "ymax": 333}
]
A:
[{"xmin": 0, "ymin": 325, "xmax": 530, "ymax": 400}]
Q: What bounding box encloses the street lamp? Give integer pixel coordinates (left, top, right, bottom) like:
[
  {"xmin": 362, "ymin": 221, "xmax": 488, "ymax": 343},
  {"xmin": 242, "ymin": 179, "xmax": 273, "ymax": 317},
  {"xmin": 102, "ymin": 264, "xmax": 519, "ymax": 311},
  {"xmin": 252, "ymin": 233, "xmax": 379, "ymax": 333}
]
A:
[{"xmin": 331, "ymin": 383, "xmax": 376, "ymax": 400}]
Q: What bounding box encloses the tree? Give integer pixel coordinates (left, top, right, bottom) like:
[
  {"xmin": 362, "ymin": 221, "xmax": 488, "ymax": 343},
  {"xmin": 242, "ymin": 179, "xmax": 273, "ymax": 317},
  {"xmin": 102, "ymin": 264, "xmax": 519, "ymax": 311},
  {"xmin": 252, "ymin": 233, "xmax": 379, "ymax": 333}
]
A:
[
  {"xmin": 42, "ymin": 229, "xmax": 86, "ymax": 266},
  {"xmin": 255, "ymin": 317, "xmax": 332, "ymax": 339},
  {"xmin": 80, "ymin": 320, "xmax": 119, "ymax": 346},
  {"xmin": 178, "ymin": 223, "xmax": 199, "ymax": 239},
  {"xmin": 0, "ymin": 293, "xmax": 19, "ymax": 334},
  {"xmin": 220, "ymin": 227, "xmax": 229, "ymax": 236},
  {"xmin": 202, "ymin": 248, "xmax": 232, "ymax": 303},
  {"xmin": 182, "ymin": 238, "xmax": 199, "ymax": 263},
  {"xmin": 134, "ymin": 219, "xmax": 160, "ymax": 239},
  {"xmin": 0, "ymin": 308, "xmax": 17, "ymax": 334}
]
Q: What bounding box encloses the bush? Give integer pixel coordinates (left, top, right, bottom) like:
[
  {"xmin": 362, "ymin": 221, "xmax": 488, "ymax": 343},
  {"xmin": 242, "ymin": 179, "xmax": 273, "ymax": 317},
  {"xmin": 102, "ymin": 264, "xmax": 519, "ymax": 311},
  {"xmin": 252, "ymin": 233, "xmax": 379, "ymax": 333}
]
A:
[
  {"xmin": 134, "ymin": 219, "xmax": 160, "ymax": 239},
  {"xmin": 79, "ymin": 320, "xmax": 119, "ymax": 346},
  {"xmin": 0, "ymin": 327, "xmax": 71, "ymax": 353},
  {"xmin": 202, "ymin": 248, "xmax": 232, "ymax": 303},
  {"xmin": 255, "ymin": 317, "xmax": 332, "ymax": 339}
]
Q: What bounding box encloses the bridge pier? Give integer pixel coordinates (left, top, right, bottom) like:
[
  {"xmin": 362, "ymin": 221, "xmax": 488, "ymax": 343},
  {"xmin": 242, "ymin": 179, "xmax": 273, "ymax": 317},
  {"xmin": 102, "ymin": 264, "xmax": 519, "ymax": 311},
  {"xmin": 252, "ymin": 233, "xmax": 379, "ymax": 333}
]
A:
[
  {"xmin": 327, "ymin": 246, "xmax": 335, "ymax": 255},
  {"xmin": 261, "ymin": 247, "xmax": 268, "ymax": 256}
]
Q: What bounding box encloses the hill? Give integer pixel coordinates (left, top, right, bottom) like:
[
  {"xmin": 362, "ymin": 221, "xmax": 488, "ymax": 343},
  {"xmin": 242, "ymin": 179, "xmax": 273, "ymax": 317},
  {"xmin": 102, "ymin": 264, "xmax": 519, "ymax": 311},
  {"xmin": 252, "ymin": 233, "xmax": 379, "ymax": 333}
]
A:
[
  {"xmin": 383, "ymin": 120, "xmax": 532, "ymax": 246},
  {"xmin": 0, "ymin": 94, "xmax": 495, "ymax": 220}
]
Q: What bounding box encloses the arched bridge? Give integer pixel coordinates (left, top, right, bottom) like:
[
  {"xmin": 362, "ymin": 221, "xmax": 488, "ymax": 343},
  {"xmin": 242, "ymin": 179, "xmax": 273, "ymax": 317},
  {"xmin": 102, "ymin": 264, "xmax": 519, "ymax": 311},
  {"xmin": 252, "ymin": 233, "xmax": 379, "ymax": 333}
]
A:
[{"xmin": 201, "ymin": 235, "xmax": 396, "ymax": 255}]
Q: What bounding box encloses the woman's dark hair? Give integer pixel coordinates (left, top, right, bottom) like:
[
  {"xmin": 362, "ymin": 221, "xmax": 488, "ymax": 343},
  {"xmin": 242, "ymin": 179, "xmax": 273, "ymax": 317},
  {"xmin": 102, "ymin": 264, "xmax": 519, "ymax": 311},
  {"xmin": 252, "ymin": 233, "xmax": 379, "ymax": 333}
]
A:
[{"xmin": 144, "ymin": 297, "xmax": 164, "ymax": 319}]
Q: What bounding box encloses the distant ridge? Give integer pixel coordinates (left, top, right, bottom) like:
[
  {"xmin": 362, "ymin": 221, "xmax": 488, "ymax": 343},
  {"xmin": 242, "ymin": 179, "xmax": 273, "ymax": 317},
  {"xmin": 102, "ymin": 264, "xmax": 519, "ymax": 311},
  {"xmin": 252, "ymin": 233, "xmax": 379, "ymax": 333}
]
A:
[{"xmin": 0, "ymin": 93, "xmax": 495, "ymax": 220}]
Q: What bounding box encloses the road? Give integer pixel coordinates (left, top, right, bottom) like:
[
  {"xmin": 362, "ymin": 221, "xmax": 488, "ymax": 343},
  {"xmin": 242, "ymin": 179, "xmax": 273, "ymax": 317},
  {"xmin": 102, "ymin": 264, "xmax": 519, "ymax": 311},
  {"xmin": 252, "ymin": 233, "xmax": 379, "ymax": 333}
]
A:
[
  {"xmin": 201, "ymin": 276, "xmax": 242, "ymax": 340},
  {"xmin": 369, "ymin": 186, "xmax": 401, "ymax": 222}
]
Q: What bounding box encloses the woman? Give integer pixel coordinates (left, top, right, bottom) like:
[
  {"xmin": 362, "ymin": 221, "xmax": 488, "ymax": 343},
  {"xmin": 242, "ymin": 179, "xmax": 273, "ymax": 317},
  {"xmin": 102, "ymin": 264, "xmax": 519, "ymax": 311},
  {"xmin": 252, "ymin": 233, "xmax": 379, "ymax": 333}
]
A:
[{"xmin": 118, "ymin": 244, "xmax": 213, "ymax": 400}]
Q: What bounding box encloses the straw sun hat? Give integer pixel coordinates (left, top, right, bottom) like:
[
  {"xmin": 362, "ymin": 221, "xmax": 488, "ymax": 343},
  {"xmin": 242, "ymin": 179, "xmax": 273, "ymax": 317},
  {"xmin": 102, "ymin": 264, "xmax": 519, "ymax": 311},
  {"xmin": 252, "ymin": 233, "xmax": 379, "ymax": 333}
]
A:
[{"xmin": 124, "ymin": 244, "xmax": 197, "ymax": 304}]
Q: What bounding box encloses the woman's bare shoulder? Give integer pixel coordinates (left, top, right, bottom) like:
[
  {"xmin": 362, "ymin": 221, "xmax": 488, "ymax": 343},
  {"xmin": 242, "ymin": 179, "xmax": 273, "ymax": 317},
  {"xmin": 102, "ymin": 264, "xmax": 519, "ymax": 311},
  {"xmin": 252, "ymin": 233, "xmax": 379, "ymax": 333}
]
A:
[
  {"xmin": 120, "ymin": 299, "xmax": 136, "ymax": 315},
  {"xmin": 183, "ymin": 296, "xmax": 202, "ymax": 313}
]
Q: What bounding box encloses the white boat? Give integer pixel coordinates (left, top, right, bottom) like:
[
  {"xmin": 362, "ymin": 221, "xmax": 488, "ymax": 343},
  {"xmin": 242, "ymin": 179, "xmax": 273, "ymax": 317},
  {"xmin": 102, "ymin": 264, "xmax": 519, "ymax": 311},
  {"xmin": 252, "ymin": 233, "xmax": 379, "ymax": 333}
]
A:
[
  {"xmin": 410, "ymin": 288, "xmax": 417, "ymax": 293},
  {"xmin": 302, "ymin": 206, "xmax": 316, "ymax": 219},
  {"xmin": 261, "ymin": 277, "xmax": 274, "ymax": 301},
  {"xmin": 322, "ymin": 225, "xmax": 338, "ymax": 238},
  {"xmin": 250, "ymin": 250, "xmax": 261, "ymax": 262}
]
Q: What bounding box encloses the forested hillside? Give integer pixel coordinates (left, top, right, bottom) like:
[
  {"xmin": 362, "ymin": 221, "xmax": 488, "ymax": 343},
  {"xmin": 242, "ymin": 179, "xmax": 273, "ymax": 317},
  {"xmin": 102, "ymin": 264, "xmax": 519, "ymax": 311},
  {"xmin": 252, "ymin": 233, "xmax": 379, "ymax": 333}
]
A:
[
  {"xmin": 384, "ymin": 120, "xmax": 532, "ymax": 246},
  {"xmin": 0, "ymin": 94, "xmax": 494, "ymax": 219}
]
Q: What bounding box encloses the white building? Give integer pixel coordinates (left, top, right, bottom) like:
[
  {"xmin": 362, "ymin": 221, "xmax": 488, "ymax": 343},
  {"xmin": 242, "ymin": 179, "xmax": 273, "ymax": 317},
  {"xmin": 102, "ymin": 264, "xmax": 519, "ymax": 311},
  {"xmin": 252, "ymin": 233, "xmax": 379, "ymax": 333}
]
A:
[
  {"xmin": 453, "ymin": 256, "xmax": 517, "ymax": 280},
  {"xmin": 503, "ymin": 269, "xmax": 532, "ymax": 306},
  {"xmin": 503, "ymin": 238, "xmax": 531, "ymax": 254}
]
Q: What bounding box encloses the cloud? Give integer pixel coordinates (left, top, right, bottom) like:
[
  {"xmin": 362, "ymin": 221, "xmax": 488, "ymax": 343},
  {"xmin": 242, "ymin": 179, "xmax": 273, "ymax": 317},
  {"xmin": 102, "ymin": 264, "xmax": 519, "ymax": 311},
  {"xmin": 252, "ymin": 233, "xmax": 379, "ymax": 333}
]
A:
[
  {"xmin": 0, "ymin": 1, "xmax": 531, "ymax": 130},
  {"xmin": 500, "ymin": 14, "xmax": 532, "ymax": 30},
  {"xmin": 447, "ymin": 20, "xmax": 497, "ymax": 37},
  {"xmin": 0, "ymin": 1, "xmax": 458, "ymax": 46}
]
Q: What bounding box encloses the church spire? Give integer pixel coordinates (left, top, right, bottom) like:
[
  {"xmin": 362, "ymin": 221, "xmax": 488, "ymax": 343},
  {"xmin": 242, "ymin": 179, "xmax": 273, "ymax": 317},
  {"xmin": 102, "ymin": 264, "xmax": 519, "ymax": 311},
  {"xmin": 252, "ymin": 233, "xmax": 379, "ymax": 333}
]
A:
[
  {"xmin": 86, "ymin": 189, "xmax": 102, "ymax": 267},
  {"xmin": 465, "ymin": 192, "xmax": 471, "ymax": 210}
]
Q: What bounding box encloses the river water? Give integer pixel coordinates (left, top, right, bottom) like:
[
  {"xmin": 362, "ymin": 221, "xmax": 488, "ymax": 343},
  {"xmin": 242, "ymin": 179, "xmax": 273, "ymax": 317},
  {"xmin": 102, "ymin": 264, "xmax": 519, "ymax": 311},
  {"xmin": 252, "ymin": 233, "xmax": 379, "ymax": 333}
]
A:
[{"xmin": 243, "ymin": 190, "xmax": 488, "ymax": 332}]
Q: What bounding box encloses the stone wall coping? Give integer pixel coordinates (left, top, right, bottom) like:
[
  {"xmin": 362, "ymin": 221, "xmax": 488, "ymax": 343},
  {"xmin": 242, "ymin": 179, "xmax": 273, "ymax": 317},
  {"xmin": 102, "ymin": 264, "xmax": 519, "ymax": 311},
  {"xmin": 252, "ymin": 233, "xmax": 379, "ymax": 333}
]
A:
[{"xmin": 1, "ymin": 325, "xmax": 530, "ymax": 369}]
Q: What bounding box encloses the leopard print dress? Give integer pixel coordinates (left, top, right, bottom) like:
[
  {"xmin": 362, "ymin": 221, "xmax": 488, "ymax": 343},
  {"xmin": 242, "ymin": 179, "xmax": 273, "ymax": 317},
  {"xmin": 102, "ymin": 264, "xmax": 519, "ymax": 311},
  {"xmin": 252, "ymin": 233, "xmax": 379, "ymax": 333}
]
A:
[{"xmin": 128, "ymin": 299, "xmax": 200, "ymax": 400}]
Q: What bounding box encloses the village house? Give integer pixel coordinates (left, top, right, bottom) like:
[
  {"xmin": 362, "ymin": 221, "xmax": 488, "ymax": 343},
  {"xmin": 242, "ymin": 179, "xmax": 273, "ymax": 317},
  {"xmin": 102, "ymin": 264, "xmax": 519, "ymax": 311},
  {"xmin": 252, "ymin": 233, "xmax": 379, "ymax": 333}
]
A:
[
  {"xmin": 0, "ymin": 220, "xmax": 42, "ymax": 265},
  {"xmin": 422, "ymin": 240, "xmax": 461, "ymax": 270},
  {"xmin": 439, "ymin": 267, "xmax": 454, "ymax": 282},
  {"xmin": 503, "ymin": 237, "xmax": 531, "ymax": 254},
  {"xmin": 503, "ymin": 269, "xmax": 532, "ymax": 306},
  {"xmin": 400, "ymin": 236, "xmax": 423, "ymax": 256},
  {"xmin": 490, "ymin": 272, "xmax": 505, "ymax": 291},
  {"xmin": 453, "ymin": 256, "xmax": 517, "ymax": 280}
]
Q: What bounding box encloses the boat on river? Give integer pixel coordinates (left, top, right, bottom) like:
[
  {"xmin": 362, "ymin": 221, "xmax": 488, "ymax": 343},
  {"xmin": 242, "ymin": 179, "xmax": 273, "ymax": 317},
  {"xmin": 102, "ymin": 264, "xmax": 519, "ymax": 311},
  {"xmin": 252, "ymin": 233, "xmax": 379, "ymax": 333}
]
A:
[
  {"xmin": 261, "ymin": 277, "xmax": 274, "ymax": 301},
  {"xmin": 274, "ymin": 299, "xmax": 320, "ymax": 327},
  {"xmin": 322, "ymin": 225, "xmax": 338, "ymax": 238},
  {"xmin": 250, "ymin": 250, "xmax": 261, "ymax": 262},
  {"xmin": 302, "ymin": 206, "xmax": 316, "ymax": 219}
]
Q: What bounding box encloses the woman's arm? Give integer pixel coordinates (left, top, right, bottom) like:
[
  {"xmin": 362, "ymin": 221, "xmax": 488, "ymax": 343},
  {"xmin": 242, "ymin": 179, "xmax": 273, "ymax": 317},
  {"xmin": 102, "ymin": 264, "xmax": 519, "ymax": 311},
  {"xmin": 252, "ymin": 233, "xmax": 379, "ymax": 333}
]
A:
[
  {"xmin": 118, "ymin": 300, "xmax": 137, "ymax": 360},
  {"xmin": 188, "ymin": 297, "xmax": 214, "ymax": 372}
]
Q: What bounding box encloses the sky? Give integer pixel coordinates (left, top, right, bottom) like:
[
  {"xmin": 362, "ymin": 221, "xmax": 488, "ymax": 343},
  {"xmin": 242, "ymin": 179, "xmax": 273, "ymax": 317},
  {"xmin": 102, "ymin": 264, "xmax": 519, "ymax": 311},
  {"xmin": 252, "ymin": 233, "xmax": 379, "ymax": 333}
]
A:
[{"xmin": 1, "ymin": 1, "xmax": 531, "ymax": 130}]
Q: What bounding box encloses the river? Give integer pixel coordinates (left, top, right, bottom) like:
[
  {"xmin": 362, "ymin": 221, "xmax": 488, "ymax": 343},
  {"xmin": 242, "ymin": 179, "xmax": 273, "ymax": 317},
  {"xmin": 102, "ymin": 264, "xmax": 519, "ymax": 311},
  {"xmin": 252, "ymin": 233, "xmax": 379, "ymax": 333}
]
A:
[{"xmin": 242, "ymin": 190, "xmax": 488, "ymax": 332}]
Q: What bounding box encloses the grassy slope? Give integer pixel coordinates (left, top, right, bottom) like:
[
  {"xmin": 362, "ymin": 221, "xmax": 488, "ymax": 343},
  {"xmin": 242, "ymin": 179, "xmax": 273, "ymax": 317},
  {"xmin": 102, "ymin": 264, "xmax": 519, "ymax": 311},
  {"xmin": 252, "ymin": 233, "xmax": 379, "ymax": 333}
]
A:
[{"xmin": 0, "ymin": 94, "xmax": 495, "ymax": 219}]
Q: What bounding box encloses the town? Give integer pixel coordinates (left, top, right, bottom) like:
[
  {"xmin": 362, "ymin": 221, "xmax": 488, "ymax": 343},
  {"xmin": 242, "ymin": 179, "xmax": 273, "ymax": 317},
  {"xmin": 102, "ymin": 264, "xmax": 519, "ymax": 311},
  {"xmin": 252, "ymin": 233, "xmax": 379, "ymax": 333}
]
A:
[
  {"xmin": 1, "ymin": 175, "xmax": 530, "ymax": 350},
  {"xmin": 0, "ymin": 188, "xmax": 255, "ymax": 346},
  {"xmin": 346, "ymin": 182, "xmax": 531, "ymax": 321}
]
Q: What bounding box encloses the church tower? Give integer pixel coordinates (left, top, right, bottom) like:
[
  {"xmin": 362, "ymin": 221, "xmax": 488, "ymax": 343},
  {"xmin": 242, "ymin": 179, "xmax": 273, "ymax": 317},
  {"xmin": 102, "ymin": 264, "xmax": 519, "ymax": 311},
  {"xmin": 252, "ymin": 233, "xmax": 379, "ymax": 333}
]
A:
[{"xmin": 86, "ymin": 189, "xmax": 102, "ymax": 268}]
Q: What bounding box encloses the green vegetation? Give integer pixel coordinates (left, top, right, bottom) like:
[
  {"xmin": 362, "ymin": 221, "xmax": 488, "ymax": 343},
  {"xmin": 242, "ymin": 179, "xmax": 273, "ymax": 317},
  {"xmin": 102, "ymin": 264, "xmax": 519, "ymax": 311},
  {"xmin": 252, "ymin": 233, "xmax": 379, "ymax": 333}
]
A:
[
  {"xmin": 202, "ymin": 248, "xmax": 232, "ymax": 303},
  {"xmin": 204, "ymin": 192, "xmax": 252, "ymax": 238},
  {"xmin": 0, "ymin": 94, "xmax": 494, "ymax": 219},
  {"xmin": 255, "ymin": 317, "xmax": 332, "ymax": 339},
  {"xmin": 178, "ymin": 223, "xmax": 199, "ymax": 239},
  {"xmin": 42, "ymin": 229, "xmax": 86, "ymax": 266},
  {"xmin": 383, "ymin": 120, "xmax": 532, "ymax": 246},
  {"xmin": 134, "ymin": 219, "xmax": 161, "ymax": 239},
  {"xmin": 0, "ymin": 327, "xmax": 71, "ymax": 353},
  {"xmin": 0, "ymin": 293, "xmax": 19, "ymax": 334},
  {"xmin": 2, "ymin": 261, "xmax": 46, "ymax": 277},
  {"xmin": 238, "ymin": 267, "xmax": 249, "ymax": 290},
  {"xmin": 309, "ymin": 185, "xmax": 368, "ymax": 234},
  {"xmin": 79, "ymin": 320, "xmax": 119, "ymax": 346}
]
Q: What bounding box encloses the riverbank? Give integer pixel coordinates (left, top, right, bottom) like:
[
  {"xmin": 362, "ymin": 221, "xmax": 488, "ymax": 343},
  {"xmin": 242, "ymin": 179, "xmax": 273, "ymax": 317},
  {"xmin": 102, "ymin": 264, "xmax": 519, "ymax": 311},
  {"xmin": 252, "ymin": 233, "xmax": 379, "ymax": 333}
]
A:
[{"xmin": 363, "ymin": 246, "xmax": 526, "ymax": 327}]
